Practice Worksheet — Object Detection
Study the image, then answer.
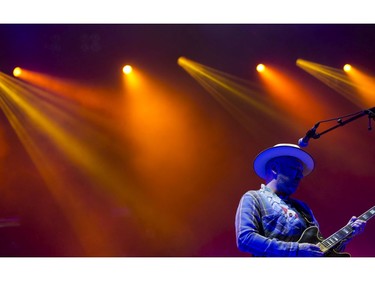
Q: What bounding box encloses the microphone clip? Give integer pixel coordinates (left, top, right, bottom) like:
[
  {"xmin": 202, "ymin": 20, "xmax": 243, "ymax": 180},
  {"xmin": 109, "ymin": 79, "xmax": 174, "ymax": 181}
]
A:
[
  {"xmin": 298, "ymin": 123, "xmax": 320, "ymax": 147},
  {"xmin": 307, "ymin": 123, "xmax": 320, "ymax": 139}
]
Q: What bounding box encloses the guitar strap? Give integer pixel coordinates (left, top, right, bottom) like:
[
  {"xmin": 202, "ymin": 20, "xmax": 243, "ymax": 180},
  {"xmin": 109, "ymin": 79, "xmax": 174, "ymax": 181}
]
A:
[{"xmin": 288, "ymin": 199, "xmax": 316, "ymax": 228}]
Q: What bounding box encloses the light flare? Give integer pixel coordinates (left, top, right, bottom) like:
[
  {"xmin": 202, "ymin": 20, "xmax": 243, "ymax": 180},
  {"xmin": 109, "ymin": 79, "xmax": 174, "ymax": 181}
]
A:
[
  {"xmin": 123, "ymin": 65, "xmax": 133, "ymax": 75},
  {"xmin": 343, "ymin": 64, "xmax": 352, "ymax": 72},
  {"xmin": 13, "ymin": 67, "xmax": 22, "ymax": 77},
  {"xmin": 256, "ymin": 64, "xmax": 265, "ymax": 73}
]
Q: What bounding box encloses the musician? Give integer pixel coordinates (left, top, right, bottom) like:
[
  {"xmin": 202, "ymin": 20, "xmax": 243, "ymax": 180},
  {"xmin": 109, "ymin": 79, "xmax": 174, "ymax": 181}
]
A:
[{"xmin": 235, "ymin": 143, "xmax": 366, "ymax": 257}]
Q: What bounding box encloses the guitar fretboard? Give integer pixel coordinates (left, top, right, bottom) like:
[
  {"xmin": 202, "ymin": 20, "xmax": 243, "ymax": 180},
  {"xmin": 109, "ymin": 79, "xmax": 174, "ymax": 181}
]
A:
[{"xmin": 321, "ymin": 206, "xmax": 375, "ymax": 250}]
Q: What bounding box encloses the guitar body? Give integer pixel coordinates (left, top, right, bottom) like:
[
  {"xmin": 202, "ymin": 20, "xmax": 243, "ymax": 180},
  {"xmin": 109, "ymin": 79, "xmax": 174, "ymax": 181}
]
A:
[{"xmin": 298, "ymin": 226, "xmax": 351, "ymax": 257}]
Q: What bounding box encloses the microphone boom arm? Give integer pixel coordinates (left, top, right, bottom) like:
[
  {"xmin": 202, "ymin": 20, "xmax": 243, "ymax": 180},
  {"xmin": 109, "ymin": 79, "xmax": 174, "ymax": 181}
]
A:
[{"xmin": 313, "ymin": 107, "xmax": 375, "ymax": 140}]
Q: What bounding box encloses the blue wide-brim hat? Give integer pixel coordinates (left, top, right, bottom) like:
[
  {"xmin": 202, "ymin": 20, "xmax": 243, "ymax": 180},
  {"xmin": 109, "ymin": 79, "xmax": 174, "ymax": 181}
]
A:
[{"xmin": 253, "ymin": 143, "xmax": 315, "ymax": 179}]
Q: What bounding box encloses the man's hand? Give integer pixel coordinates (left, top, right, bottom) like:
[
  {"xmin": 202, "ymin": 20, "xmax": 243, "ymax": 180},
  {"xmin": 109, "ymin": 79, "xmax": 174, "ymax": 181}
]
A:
[
  {"xmin": 297, "ymin": 243, "xmax": 324, "ymax": 257},
  {"xmin": 349, "ymin": 216, "xmax": 366, "ymax": 236},
  {"xmin": 337, "ymin": 216, "xmax": 366, "ymax": 249}
]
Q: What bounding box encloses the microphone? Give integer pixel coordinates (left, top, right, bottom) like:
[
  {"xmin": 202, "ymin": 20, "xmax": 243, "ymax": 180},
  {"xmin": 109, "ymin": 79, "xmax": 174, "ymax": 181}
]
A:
[{"xmin": 298, "ymin": 123, "xmax": 320, "ymax": 147}]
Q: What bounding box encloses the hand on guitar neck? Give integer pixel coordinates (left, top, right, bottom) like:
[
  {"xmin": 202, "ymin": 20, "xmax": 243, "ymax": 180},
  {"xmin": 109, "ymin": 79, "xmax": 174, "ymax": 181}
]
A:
[
  {"xmin": 341, "ymin": 216, "xmax": 367, "ymax": 245},
  {"xmin": 297, "ymin": 215, "xmax": 368, "ymax": 257}
]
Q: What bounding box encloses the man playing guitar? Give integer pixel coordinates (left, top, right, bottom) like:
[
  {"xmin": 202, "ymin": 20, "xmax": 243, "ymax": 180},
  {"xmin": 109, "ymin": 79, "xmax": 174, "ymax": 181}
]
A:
[{"xmin": 235, "ymin": 143, "xmax": 368, "ymax": 257}]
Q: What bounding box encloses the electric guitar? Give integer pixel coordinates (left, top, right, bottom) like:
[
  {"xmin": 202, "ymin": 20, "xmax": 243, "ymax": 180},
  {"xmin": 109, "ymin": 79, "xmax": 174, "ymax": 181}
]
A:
[{"xmin": 297, "ymin": 205, "xmax": 375, "ymax": 257}]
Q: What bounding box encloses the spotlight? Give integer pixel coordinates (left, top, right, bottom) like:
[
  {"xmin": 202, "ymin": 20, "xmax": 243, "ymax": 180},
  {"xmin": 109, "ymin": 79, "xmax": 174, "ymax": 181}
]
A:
[
  {"xmin": 343, "ymin": 64, "xmax": 352, "ymax": 72},
  {"xmin": 177, "ymin": 57, "xmax": 185, "ymax": 65},
  {"xmin": 256, "ymin": 64, "xmax": 266, "ymax": 73},
  {"xmin": 123, "ymin": 65, "xmax": 133, "ymax": 75},
  {"xmin": 13, "ymin": 67, "xmax": 22, "ymax": 77}
]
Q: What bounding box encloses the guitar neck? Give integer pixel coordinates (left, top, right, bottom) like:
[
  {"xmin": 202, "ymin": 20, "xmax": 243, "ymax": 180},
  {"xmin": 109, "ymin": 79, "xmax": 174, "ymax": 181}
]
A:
[{"xmin": 320, "ymin": 205, "xmax": 375, "ymax": 251}]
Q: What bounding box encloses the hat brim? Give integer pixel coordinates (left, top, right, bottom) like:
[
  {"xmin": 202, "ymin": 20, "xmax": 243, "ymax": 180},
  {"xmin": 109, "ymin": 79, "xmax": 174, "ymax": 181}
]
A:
[{"xmin": 253, "ymin": 144, "xmax": 314, "ymax": 179}]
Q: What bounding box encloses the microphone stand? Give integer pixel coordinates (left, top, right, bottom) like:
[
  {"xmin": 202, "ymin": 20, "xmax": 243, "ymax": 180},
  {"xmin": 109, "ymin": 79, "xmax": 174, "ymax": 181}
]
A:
[{"xmin": 312, "ymin": 107, "xmax": 375, "ymax": 141}]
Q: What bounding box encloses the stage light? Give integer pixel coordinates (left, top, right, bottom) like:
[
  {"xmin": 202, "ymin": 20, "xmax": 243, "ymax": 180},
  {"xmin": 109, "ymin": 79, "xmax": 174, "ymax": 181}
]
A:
[
  {"xmin": 123, "ymin": 65, "xmax": 133, "ymax": 75},
  {"xmin": 343, "ymin": 64, "xmax": 352, "ymax": 72},
  {"xmin": 13, "ymin": 67, "xmax": 22, "ymax": 77},
  {"xmin": 256, "ymin": 64, "xmax": 265, "ymax": 73}
]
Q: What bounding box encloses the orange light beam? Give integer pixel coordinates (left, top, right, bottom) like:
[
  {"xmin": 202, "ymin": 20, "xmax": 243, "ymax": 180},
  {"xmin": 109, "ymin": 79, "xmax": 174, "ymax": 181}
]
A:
[
  {"xmin": 121, "ymin": 66, "xmax": 211, "ymax": 248},
  {"xmin": 344, "ymin": 66, "xmax": 375, "ymax": 107},
  {"xmin": 258, "ymin": 64, "xmax": 329, "ymax": 127}
]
